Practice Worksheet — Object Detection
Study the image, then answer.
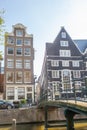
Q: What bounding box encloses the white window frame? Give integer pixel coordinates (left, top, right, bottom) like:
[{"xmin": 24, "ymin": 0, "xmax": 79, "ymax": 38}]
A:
[
  {"xmin": 16, "ymin": 60, "xmax": 22, "ymax": 68},
  {"xmin": 51, "ymin": 60, "xmax": 59, "ymax": 66},
  {"xmin": 61, "ymin": 32, "xmax": 66, "ymax": 38},
  {"xmin": 73, "ymin": 71, "xmax": 81, "ymax": 78},
  {"xmin": 16, "ymin": 30, "xmax": 23, "ymax": 37},
  {"xmin": 60, "ymin": 50, "xmax": 71, "ymax": 57},
  {"xmin": 7, "ymin": 37, "xmax": 14, "ymax": 44},
  {"xmin": 24, "ymin": 48, "xmax": 31, "ymax": 56},
  {"xmin": 16, "ymin": 48, "xmax": 22, "ymax": 56},
  {"xmin": 72, "ymin": 61, "xmax": 79, "ymax": 67},
  {"xmin": 24, "ymin": 39, "xmax": 31, "ymax": 46},
  {"xmin": 52, "ymin": 70, "xmax": 59, "ymax": 78},
  {"xmin": 52, "ymin": 81, "xmax": 60, "ymax": 91},
  {"xmin": 16, "ymin": 38, "xmax": 23, "ymax": 46},
  {"xmin": 24, "ymin": 71, "xmax": 30, "ymax": 83},
  {"xmin": 60, "ymin": 41, "xmax": 68, "ymax": 46},
  {"xmin": 24, "ymin": 60, "xmax": 31, "ymax": 69},
  {"xmin": 7, "ymin": 59, "xmax": 14, "ymax": 68},
  {"xmin": 7, "ymin": 87, "xmax": 14, "ymax": 100},
  {"xmin": 75, "ymin": 81, "xmax": 81, "ymax": 92},
  {"xmin": 6, "ymin": 72, "xmax": 14, "ymax": 83},
  {"xmin": 7, "ymin": 47, "xmax": 14, "ymax": 55},
  {"xmin": 62, "ymin": 60, "xmax": 69, "ymax": 67},
  {"xmin": 18, "ymin": 87, "xmax": 25, "ymax": 99},
  {"xmin": 15, "ymin": 71, "xmax": 22, "ymax": 83}
]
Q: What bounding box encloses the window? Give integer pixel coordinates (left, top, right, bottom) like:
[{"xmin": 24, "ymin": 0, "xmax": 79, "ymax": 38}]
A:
[
  {"xmin": 16, "ymin": 60, "xmax": 22, "ymax": 68},
  {"xmin": 6, "ymin": 72, "xmax": 14, "ymax": 83},
  {"xmin": 24, "ymin": 71, "xmax": 30, "ymax": 83},
  {"xmin": 72, "ymin": 61, "xmax": 79, "ymax": 67},
  {"xmin": 7, "ymin": 87, "xmax": 14, "ymax": 100},
  {"xmin": 61, "ymin": 32, "xmax": 66, "ymax": 38},
  {"xmin": 24, "ymin": 60, "xmax": 31, "ymax": 69},
  {"xmin": 52, "ymin": 82, "xmax": 60, "ymax": 92},
  {"xmin": 7, "ymin": 47, "xmax": 14, "ymax": 55},
  {"xmin": 16, "ymin": 38, "xmax": 23, "ymax": 46},
  {"xmin": 7, "ymin": 59, "xmax": 14, "ymax": 68},
  {"xmin": 27, "ymin": 87, "xmax": 32, "ymax": 92},
  {"xmin": 62, "ymin": 60, "xmax": 69, "ymax": 67},
  {"xmin": 27, "ymin": 93, "xmax": 32, "ymax": 100},
  {"xmin": 52, "ymin": 70, "xmax": 59, "ymax": 78},
  {"xmin": 75, "ymin": 81, "xmax": 81, "ymax": 92},
  {"xmin": 24, "ymin": 39, "xmax": 31, "ymax": 45},
  {"xmin": 24, "ymin": 48, "xmax": 31, "ymax": 56},
  {"xmin": 15, "ymin": 71, "xmax": 22, "ymax": 83},
  {"xmin": 59, "ymin": 50, "xmax": 71, "ymax": 57},
  {"xmin": 7, "ymin": 37, "xmax": 14, "ymax": 44},
  {"xmin": 60, "ymin": 41, "xmax": 68, "ymax": 46},
  {"xmin": 62, "ymin": 70, "xmax": 71, "ymax": 91},
  {"xmin": 16, "ymin": 48, "xmax": 22, "ymax": 56},
  {"xmin": 18, "ymin": 87, "xmax": 25, "ymax": 99},
  {"xmin": 16, "ymin": 30, "xmax": 23, "ymax": 36},
  {"xmin": 51, "ymin": 60, "xmax": 59, "ymax": 66},
  {"xmin": 73, "ymin": 71, "xmax": 80, "ymax": 78}
]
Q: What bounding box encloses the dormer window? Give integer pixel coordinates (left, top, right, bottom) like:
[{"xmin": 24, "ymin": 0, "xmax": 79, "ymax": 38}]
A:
[
  {"xmin": 60, "ymin": 41, "xmax": 68, "ymax": 47},
  {"xmin": 61, "ymin": 32, "xmax": 66, "ymax": 38},
  {"xmin": 16, "ymin": 30, "xmax": 23, "ymax": 36}
]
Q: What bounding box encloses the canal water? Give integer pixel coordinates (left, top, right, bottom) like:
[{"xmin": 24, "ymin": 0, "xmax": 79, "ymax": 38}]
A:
[{"xmin": 0, "ymin": 122, "xmax": 87, "ymax": 130}]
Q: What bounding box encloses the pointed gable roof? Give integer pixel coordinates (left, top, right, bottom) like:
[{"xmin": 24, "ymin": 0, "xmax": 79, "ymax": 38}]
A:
[
  {"xmin": 46, "ymin": 27, "xmax": 82, "ymax": 56},
  {"xmin": 74, "ymin": 39, "xmax": 87, "ymax": 53}
]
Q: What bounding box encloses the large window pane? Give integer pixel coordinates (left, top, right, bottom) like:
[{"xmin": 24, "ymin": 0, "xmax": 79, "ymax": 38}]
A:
[
  {"xmin": 7, "ymin": 37, "xmax": 15, "ymax": 44},
  {"xmin": 52, "ymin": 70, "xmax": 59, "ymax": 78},
  {"xmin": 7, "ymin": 59, "xmax": 14, "ymax": 68},
  {"xmin": 16, "ymin": 38, "xmax": 23, "ymax": 46},
  {"xmin": 6, "ymin": 72, "xmax": 14, "ymax": 83},
  {"xmin": 16, "ymin": 60, "xmax": 22, "ymax": 68},
  {"xmin": 24, "ymin": 39, "xmax": 31, "ymax": 45},
  {"xmin": 51, "ymin": 60, "xmax": 59, "ymax": 66},
  {"xmin": 24, "ymin": 71, "xmax": 30, "ymax": 83},
  {"xmin": 73, "ymin": 71, "xmax": 80, "ymax": 78},
  {"xmin": 24, "ymin": 60, "xmax": 30, "ymax": 69},
  {"xmin": 24, "ymin": 48, "xmax": 31, "ymax": 56},
  {"xmin": 62, "ymin": 70, "xmax": 71, "ymax": 92},
  {"xmin": 7, "ymin": 87, "xmax": 14, "ymax": 100},
  {"xmin": 18, "ymin": 87, "xmax": 25, "ymax": 99},
  {"xmin": 7, "ymin": 47, "xmax": 14, "ymax": 55},
  {"xmin": 16, "ymin": 30, "xmax": 23, "ymax": 36},
  {"xmin": 16, "ymin": 72, "xmax": 22, "ymax": 83},
  {"xmin": 60, "ymin": 50, "xmax": 71, "ymax": 57},
  {"xmin": 16, "ymin": 48, "xmax": 22, "ymax": 55},
  {"xmin": 72, "ymin": 61, "xmax": 79, "ymax": 67}
]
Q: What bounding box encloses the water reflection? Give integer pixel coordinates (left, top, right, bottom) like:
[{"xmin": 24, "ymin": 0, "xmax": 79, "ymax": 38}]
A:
[
  {"xmin": 0, "ymin": 123, "xmax": 87, "ymax": 130},
  {"xmin": 14, "ymin": 123, "xmax": 87, "ymax": 130}
]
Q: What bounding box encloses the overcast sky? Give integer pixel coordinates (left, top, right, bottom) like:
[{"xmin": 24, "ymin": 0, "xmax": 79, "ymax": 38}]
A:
[{"xmin": 0, "ymin": 0, "xmax": 87, "ymax": 77}]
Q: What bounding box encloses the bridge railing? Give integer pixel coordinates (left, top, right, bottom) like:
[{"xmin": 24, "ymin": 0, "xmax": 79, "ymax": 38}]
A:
[
  {"xmin": 38, "ymin": 76, "xmax": 87, "ymax": 104},
  {"xmin": 38, "ymin": 87, "xmax": 87, "ymax": 104}
]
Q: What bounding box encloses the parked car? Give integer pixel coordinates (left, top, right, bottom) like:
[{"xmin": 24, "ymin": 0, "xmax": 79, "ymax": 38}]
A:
[
  {"xmin": 0, "ymin": 100, "xmax": 14, "ymax": 109},
  {"xmin": 13, "ymin": 101, "xmax": 20, "ymax": 108}
]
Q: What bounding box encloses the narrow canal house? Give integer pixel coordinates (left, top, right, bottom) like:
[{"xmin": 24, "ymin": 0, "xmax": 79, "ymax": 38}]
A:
[
  {"xmin": 39, "ymin": 27, "xmax": 87, "ymax": 100},
  {"xmin": 4, "ymin": 23, "xmax": 35, "ymax": 102}
]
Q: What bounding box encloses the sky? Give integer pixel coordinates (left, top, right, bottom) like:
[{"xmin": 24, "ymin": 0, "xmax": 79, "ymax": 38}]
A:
[{"xmin": 0, "ymin": 0, "xmax": 87, "ymax": 77}]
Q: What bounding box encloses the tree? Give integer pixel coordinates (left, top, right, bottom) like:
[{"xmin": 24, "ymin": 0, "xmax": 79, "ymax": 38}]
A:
[{"xmin": 0, "ymin": 9, "xmax": 5, "ymax": 60}]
